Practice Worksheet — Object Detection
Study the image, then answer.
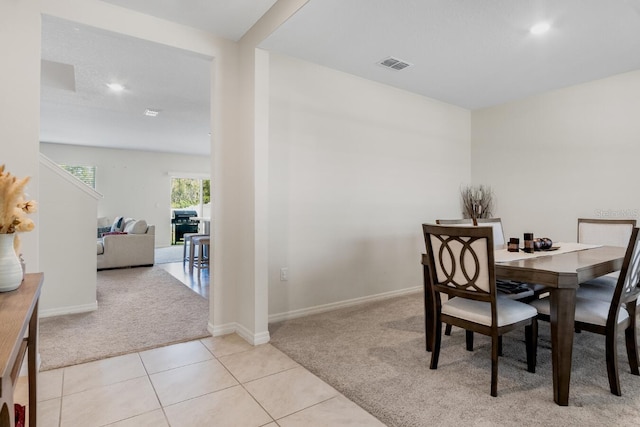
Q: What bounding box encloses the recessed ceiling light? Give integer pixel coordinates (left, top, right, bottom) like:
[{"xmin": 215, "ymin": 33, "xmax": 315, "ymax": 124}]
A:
[
  {"xmin": 144, "ymin": 109, "xmax": 160, "ymax": 117},
  {"xmin": 106, "ymin": 83, "xmax": 125, "ymax": 92},
  {"xmin": 530, "ymin": 22, "xmax": 550, "ymax": 35}
]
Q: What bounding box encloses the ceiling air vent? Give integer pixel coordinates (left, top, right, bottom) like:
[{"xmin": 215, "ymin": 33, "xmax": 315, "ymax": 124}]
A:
[{"xmin": 377, "ymin": 56, "xmax": 412, "ymax": 71}]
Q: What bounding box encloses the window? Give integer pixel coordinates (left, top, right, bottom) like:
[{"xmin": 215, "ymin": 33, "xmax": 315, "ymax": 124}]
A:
[
  {"xmin": 171, "ymin": 177, "xmax": 211, "ymax": 215},
  {"xmin": 60, "ymin": 165, "xmax": 96, "ymax": 188}
]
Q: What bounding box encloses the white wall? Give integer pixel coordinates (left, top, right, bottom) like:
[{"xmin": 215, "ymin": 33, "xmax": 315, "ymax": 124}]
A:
[
  {"xmin": 40, "ymin": 143, "xmax": 210, "ymax": 247},
  {"xmin": 472, "ymin": 69, "xmax": 640, "ymax": 243},
  {"xmin": 0, "ymin": 0, "xmax": 41, "ymax": 270},
  {"xmin": 268, "ymin": 54, "xmax": 471, "ymax": 318},
  {"xmin": 39, "ymin": 155, "xmax": 100, "ymax": 316},
  {"xmin": 210, "ymin": 0, "xmax": 309, "ymax": 343}
]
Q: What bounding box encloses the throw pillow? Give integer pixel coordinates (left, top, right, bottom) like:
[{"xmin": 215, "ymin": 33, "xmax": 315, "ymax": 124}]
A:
[
  {"xmin": 110, "ymin": 216, "xmax": 124, "ymax": 232},
  {"xmin": 123, "ymin": 217, "xmax": 135, "ymax": 230},
  {"xmin": 128, "ymin": 219, "xmax": 148, "ymax": 234},
  {"xmin": 123, "ymin": 218, "xmax": 136, "ymax": 232}
]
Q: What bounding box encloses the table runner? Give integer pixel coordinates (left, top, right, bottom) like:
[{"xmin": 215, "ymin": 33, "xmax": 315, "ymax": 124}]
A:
[{"xmin": 494, "ymin": 242, "xmax": 601, "ymax": 263}]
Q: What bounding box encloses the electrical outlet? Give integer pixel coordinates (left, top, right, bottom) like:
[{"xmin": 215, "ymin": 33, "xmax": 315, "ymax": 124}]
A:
[{"xmin": 280, "ymin": 267, "xmax": 289, "ymax": 281}]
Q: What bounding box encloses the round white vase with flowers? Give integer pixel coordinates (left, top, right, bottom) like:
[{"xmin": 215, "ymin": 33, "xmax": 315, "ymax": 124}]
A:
[{"xmin": 0, "ymin": 164, "xmax": 36, "ymax": 292}]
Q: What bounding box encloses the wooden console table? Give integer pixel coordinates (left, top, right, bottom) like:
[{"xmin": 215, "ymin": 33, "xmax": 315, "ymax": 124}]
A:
[{"xmin": 0, "ymin": 273, "xmax": 43, "ymax": 427}]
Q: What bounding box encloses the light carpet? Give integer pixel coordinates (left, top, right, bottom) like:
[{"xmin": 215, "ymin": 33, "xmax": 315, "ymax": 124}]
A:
[
  {"xmin": 270, "ymin": 292, "xmax": 640, "ymax": 427},
  {"xmin": 39, "ymin": 266, "xmax": 210, "ymax": 370}
]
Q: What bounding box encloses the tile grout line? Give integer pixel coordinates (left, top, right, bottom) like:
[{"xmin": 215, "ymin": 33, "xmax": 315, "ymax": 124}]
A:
[
  {"xmin": 137, "ymin": 351, "xmax": 172, "ymax": 426},
  {"xmin": 57, "ymin": 367, "xmax": 66, "ymax": 427},
  {"xmin": 206, "ymin": 343, "xmax": 276, "ymax": 424}
]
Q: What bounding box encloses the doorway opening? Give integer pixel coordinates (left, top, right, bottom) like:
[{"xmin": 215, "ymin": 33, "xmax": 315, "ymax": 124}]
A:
[{"xmin": 170, "ymin": 176, "xmax": 211, "ymax": 245}]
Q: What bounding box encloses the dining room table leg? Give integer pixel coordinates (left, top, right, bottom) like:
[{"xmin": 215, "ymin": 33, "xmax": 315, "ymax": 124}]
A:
[{"xmin": 549, "ymin": 286, "xmax": 577, "ymax": 406}]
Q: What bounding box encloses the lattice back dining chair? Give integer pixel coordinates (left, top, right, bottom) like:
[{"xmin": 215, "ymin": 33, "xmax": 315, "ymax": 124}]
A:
[
  {"xmin": 434, "ymin": 219, "xmax": 477, "ymax": 343},
  {"xmin": 435, "ymin": 218, "xmax": 533, "ymax": 344},
  {"xmin": 422, "ymin": 224, "xmax": 538, "ymax": 397},
  {"xmin": 576, "ymin": 218, "xmax": 637, "ymax": 302},
  {"xmin": 530, "ymin": 227, "xmax": 640, "ymax": 396}
]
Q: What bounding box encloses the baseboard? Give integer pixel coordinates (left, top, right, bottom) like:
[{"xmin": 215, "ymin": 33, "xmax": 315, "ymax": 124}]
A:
[
  {"xmin": 205, "ymin": 287, "xmax": 421, "ymax": 343},
  {"xmin": 208, "ymin": 321, "xmax": 270, "ymax": 345},
  {"xmin": 39, "ymin": 301, "xmax": 98, "ymax": 318},
  {"xmin": 268, "ymin": 286, "xmax": 422, "ymax": 323},
  {"xmin": 208, "ymin": 321, "xmax": 236, "ymax": 337},
  {"xmin": 235, "ymin": 323, "xmax": 270, "ymax": 345}
]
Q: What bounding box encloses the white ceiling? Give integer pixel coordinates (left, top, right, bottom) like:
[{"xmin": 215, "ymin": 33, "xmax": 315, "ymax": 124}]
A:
[
  {"xmin": 40, "ymin": 0, "xmax": 640, "ymax": 155},
  {"xmin": 260, "ymin": 0, "xmax": 640, "ymax": 109},
  {"xmin": 41, "ymin": 15, "xmax": 213, "ymax": 155}
]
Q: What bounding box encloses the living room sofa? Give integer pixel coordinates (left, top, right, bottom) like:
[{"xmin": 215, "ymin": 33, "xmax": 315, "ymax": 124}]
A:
[{"xmin": 97, "ymin": 218, "xmax": 155, "ymax": 270}]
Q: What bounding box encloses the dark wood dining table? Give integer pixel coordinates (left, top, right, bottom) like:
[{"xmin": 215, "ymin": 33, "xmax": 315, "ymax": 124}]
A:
[{"xmin": 422, "ymin": 245, "xmax": 626, "ymax": 406}]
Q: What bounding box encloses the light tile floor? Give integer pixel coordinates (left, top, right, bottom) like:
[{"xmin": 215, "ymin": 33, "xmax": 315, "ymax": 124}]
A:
[{"xmin": 15, "ymin": 334, "xmax": 385, "ymax": 426}]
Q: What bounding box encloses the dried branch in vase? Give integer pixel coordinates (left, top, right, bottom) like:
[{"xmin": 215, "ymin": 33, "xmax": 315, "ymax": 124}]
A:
[
  {"xmin": 0, "ymin": 164, "xmax": 37, "ymax": 253},
  {"xmin": 460, "ymin": 184, "xmax": 494, "ymax": 219}
]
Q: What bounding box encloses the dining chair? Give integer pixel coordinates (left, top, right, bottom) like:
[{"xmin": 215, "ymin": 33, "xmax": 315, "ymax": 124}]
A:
[
  {"xmin": 529, "ymin": 227, "xmax": 640, "ymax": 396},
  {"xmin": 435, "ymin": 219, "xmax": 477, "ymax": 344},
  {"xmin": 475, "ymin": 217, "xmax": 543, "ymax": 300},
  {"xmin": 435, "ymin": 218, "xmax": 534, "ymax": 345},
  {"xmin": 435, "ymin": 218, "xmax": 474, "ymax": 225},
  {"xmin": 423, "ymin": 224, "xmax": 538, "ymax": 397},
  {"xmin": 576, "ymin": 218, "xmax": 637, "ymax": 302},
  {"xmin": 437, "ymin": 217, "xmax": 506, "ymax": 249},
  {"xmin": 476, "ymin": 217, "xmax": 506, "ymax": 249}
]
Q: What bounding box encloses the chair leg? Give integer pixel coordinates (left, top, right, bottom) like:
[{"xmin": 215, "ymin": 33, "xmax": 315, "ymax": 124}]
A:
[
  {"xmin": 445, "ymin": 324, "xmax": 452, "ymax": 336},
  {"xmin": 525, "ymin": 318, "xmax": 538, "ymax": 373},
  {"xmin": 606, "ymin": 328, "xmax": 622, "ymax": 396},
  {"xmin": 491, "ymin": 334, "xmax": 499, "ymax": 397},
  {"xmin": 498, "ymin": 336, "xmax": 503, "ymax": 356},
  {"xmin": 189, "ymin": 240, "xmax": 196, "ymax": 274},
  {"xmin": 625, "ymin": 310, "xmax": 639, "ymax": 376},
  {"xmin": 182, "ymin": 237, "xmax": 188, "ymax": 265},
  {"xmin": 466, "ymin": 330, "xmax": 474, "ymax": 351},
  {"xmin": 430, "ymin": 317, "xmax": 443, "ymax": 370}
]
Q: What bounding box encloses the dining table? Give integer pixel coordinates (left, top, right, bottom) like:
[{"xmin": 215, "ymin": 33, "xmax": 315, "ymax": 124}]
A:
[{"xmin": 421, "ymin": 242, "xmax": 626, "ymax": 406}]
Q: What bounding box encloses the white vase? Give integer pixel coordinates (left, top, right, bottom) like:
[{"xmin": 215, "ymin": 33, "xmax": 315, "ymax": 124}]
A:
[{"xmin": 0, "ymin": 233, "xmax": 23, "ymax": 292}]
